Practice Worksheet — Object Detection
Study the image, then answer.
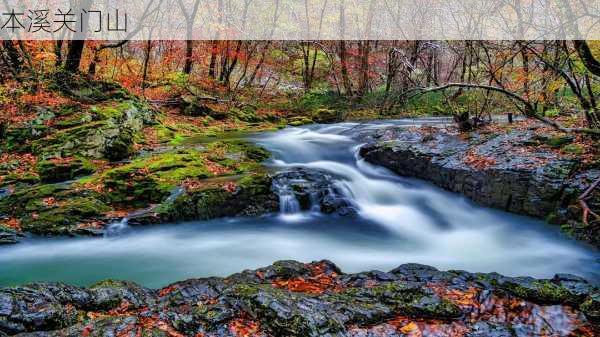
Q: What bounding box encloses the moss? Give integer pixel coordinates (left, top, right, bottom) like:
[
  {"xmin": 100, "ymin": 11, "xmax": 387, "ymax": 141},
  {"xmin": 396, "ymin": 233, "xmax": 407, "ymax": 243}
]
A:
[
  {"xmin": 3, "ymin": 171, "xmax": 40, "ymax": 186},
  {"xmin": 91, "ymin": 104, "xmax": 123, "ymax": 120},
  {"xmin": 288, "ymin": 117, "xmax": 314, "ymax": 126},
  {"xmin": 90, "ymin": 279, "xmax": 130, "ymax": 289},
  {"xmin": 36, "ymin": 157, "xmax": 95, "ymax": 183},
  {"xmin": 311, "ymin": 108, "xmax": 340, "ymax": 123},
  {"xmin": 30, "ymin": 120, "xmax": 113, "ymax": 159},
  {"xmin": 100, "ymin": 149, "xmax": 210, "ymax": 205},
  {"xmin": 500, "ymin": 279, "xmax": 573, "ymax": 304},
  {"xmin": 544, "ymin": 135, "xmax": 573, "ymax": 148},
  {"xmin": 231, "ymin": 106, "xmax": 263, "ymax": 123},
  {"xmin": 50, "ymin": 71, "xmax": 132, "ymax": 103},
  {"xmin": 580, "ymin": 293, "xmax": 599, "ymax": 322},
  {"xmin": 20, "ymin": 197, "xmax": 110, "ymax": 235},
  {"xmin": 562, "ymin": 144, "xmax": 585, "ymax": 155},
  {"xmin": 0, "ymin": 183, "xmax": 68, "ymax": 215},
  {"xmin": 54, "ymin": 113, "xmax": 93, "ymax": 129}
]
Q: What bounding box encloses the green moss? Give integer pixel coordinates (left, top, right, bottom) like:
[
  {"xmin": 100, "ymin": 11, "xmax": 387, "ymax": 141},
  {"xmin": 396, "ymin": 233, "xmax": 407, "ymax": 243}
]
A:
[
  {"xmin": 500, "ymin": 279, "xmax": 573, "ymax": 304},
  {"xmin": 562, "ymin": 144, "xmax": 585, "ymax": 155},
  {"xmin": 30, "ymin": 120, "xmax": 112, "ymax": 159},
  {"xmin": 544, "ymin": 135, "xmax": 573, "ymax": 148},
  {"xmin": 231, "ymin": 106, "xmax": 263, "ymax": 123},
  {"xmin": 99, "ymin": 149, "xmax": 209, "ymax": 205},
  {"xmin": 580, "ymin": 293, "xmax": 599, "ymax": 321},
  {"xmin": 0, "ymin": 183, "xmax": 68, "ymax": 215},
  {"xmin": 36, "ymin": 157, "xmax": 95, "ymax": 183},
  {"xmin": 54, "ymin": 113, "xmax": 93, "ymax": 129},
  {"xmin": 91, "ymin": 104, "xmax": 122, "ymax": 120},
  {"xmin": 2, "ymin": 171, "xmax": 40, "ymax": 186},
  {"xmin": 288, "ymin": 117, "xmax": 314, "ymax": 126},
  {"xmin": 20, "ymin": 197, "xmax": 110, "ymax": 235}
]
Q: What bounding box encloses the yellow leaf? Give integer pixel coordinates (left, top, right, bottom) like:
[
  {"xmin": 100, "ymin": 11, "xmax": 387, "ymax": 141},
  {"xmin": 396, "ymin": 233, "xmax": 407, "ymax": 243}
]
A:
[{"xmin": 400, "ymin": 321, "xmax": 419, "ymax": 334}]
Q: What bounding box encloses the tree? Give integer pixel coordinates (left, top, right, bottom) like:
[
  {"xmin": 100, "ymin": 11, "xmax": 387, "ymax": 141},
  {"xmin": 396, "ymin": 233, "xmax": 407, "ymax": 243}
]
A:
[{"xmin": 176, "ymin": 0, "xmax": 202, "ymax": 75}]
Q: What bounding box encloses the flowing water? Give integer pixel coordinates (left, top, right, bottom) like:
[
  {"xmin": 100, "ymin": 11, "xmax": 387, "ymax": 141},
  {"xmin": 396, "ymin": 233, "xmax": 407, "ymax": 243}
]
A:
[{"xmin": 1, "ymin": 120, "xmax": 598, "ymax": 288}]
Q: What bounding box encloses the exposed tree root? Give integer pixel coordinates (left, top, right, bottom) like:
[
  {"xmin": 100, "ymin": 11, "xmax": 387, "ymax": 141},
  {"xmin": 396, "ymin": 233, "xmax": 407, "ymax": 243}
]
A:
[{"xmin": 578, "ymin": 177, "xmax": 600, "ymax": 226}]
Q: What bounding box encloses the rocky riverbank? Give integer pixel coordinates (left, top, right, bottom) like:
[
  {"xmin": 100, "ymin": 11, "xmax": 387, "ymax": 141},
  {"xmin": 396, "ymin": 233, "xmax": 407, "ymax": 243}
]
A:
[
  {"xmin": 0, "ymin": 260, "xmax": 597, "ymax": 336},
  {"xmin": 359, "ymin": 123, "xmax": 600, "ymax": 247},
  {"xmin": 0, "ymin": 73, "xmax": 293, "ymax": 243}
]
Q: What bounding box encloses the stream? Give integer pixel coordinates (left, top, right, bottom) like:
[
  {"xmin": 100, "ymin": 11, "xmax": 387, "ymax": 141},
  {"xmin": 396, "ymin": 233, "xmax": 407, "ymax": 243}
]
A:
[{"xmin": 1, "ymin": 119, "xmax": 598, "ymax": 288}]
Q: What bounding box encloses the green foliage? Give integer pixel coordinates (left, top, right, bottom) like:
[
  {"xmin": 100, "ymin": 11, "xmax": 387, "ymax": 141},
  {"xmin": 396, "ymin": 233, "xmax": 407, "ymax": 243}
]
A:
[
  {"xmin": 544, "ymin": 108, "xmax": 560, "ymax": 117},
  {"xmin": 562, "ymin": 144, "xmax": 585, "ymax": 155},
  {"xmin": 165, "ymin": 71, "xmax": 190, "ymax": 92}
]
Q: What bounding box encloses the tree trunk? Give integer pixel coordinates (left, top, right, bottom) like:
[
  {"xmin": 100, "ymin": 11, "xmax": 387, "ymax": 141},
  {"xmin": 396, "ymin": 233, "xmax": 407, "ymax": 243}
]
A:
[
  {"xmin": 574, "ymin": 40, "xmax": 600, "ymax": 77},
  {"xmin": 54, "ymin": 40, "xmax": 64, "ymax": 66},
  {"xmin": 183, "ymin": 40, "xmax": 194, "ymax": 74},
  {"xmin": 64, "ymin": 41, "xmax": 85, "ymax": 73},
  {"xmin": 339, "ymin": 41, "xmax": 352, "ymax": 95},
  {"xmin": 141, "ymin": 40, "xmax": 153, "ymax": 96},
  {"xmin": 2, "ymin": 41, "xmax": 22, "ymax": 71},
  {"xmin": 358, "ymin": 41, "xmax": 370, "ymax": 96},
  {"xmin": 209, "ymin": 41, "xmax": 218, "ymax": 79}
]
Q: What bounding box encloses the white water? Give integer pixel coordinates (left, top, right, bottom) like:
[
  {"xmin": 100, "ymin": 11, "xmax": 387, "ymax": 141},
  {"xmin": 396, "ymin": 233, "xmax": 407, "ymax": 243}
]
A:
[
  {"xmin": 0, "ymin": 120, "xmax": 598, "ymax": 288},
  {"xmin": 104, "ymin": 218, "xmax": 130, "ymax": 237}
]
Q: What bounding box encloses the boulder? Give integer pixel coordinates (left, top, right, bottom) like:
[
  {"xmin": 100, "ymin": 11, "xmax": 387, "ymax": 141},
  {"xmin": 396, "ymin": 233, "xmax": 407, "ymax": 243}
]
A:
[
  {"xmin": 359, "ymin": 127, "xmax": 599, "ymax": 247},
  {"xmin": 272, "ymin": 168, "xmax": 357, "ymax": 215},
  {"xmin": 36, "ymin": 157, "xmax": 95, "ymax": 183}
]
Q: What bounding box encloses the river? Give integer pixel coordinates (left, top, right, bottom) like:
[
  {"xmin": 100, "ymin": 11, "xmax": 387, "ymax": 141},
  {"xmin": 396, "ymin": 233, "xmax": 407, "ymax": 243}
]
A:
[{"xmin": 1, "ymin": 120, "xmax": 598, "ymax": 288}]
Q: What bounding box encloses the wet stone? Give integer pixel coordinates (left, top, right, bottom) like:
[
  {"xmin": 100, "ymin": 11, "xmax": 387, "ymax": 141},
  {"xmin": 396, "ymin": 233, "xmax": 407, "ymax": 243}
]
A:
[{"xmin": 0, "ymin": 260, "xmax": 597, "ymax": 336}]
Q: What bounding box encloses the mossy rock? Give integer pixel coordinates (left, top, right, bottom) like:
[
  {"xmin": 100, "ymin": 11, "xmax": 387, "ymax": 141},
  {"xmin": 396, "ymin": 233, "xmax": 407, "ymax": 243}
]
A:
[
  {"xmin": 311, "ymin": 108, "xmax": 339, "ymax": 123},
  {"xmin": 27, "ymin": 99, "xmax": 154, "ymax": 161},
  {"xmin": 104, "ymin": 127, "xmax": 135, "ymax": 161},
  {"xmin": 0, "ymin": 224, "xmax": 20, "ymax": 244},
  {"xmin": 1, "ymin": 171, "xmax": 40, "ymax": 188},
  {"xmin": 181, "ymin": 95, "xmax": 214, "ymax": 117},
  {"xmin": 50, "ymin": 71, "xmax": 132, "ymax": 103},
  {"xmin": 101, "ymin": 149, "xmax": 211, "ymax": 206},
  {"xmin": 0, "ymin": 183, "xmax": 67, "ymax": 216},
  {"xmin": 3, "ymin": 124, "xmax": 50, "ymax": 152},
  {"xmin": 288, "ymin": 117, "xmax": 314, "ymax": 127},
  {"xmin": 30, "ymin": 120, "xmax": 116, "ymax": 159},
  {"xmin": 138, "ymin": 173, "xmax": 277, "ymax": 224},
  {"xmin": 580, "ymin": 292, "xmax": 600, "ymax": 323},
  {"xmin": 36, "ymin": 157, "xmax": 95, "ymax": 183},
  {"xmin": 54, "ymin": 113, "xmax": 94, "ymax": 129},
  {"xmin": 231, "ymin": 106, "xmax": 263, "ymax": 123},
  {"xmin": 562, "ymin": 143, "xmax": 585, "ymax": 155},
  {"xmin": 20, "ymin": 196, "xmax": 110, "ymax": 235},
  {"xmin": 494, "ymin": 278, "xmax": 577, "ymax": 305}
]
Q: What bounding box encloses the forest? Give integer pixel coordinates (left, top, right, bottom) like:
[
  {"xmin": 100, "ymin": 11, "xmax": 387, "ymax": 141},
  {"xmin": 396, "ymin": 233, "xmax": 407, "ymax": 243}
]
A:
[{"xmin": 0, "ymin": 39, "xmax": 599, "ymax": 337}]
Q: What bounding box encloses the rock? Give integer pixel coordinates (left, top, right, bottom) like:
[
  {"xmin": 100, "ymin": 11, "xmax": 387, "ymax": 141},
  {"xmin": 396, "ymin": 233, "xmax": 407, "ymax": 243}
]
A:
[
  {"xmin": 50, "ymin": 71, "xmax": 131, "ymax": 103},
  {"xmin": 581, "ymin": 292, "xmax": 600, "ymax": 323},
  {"xmin": 36, "ymin": 157, "xmax": 95, "ymax": 183},
  {"xmin": 103, "ymin": 127, "xmax": 134, "ymax": 161},
  {"xmin": 312, "ymin": 108, "xmax": 340, "ymax": 123},
  {"xmin": 181, "ymin": 95, "xmax": 215, "ymax": 117},
  {"xmin": 272, "ymin": 168, "xmax": 357, "ymax": 215},
  {"xmin": 359, "ymin": 127, "xmax": 599, "ymax": 247},
  {"xmin": 1, "ymin": 260, "xmax": 596, "ymax": 336},
  {"xmin": 0, "ymin": 225, "xmax": 20, "ymax": 245},
  {"xmin": 132, "ymin": 173, "xmax": 279, "ymax": 224},
  {"xmin": 20, "ymin": 197, "xmax": 110, "ymax": 236},
  {"xmin": 0, "ymin": 184, "xmax": 110, "ymax": 236},
  {"xmin": 30, "ymin": 100, "xmax": 154, "ymax": 161}
]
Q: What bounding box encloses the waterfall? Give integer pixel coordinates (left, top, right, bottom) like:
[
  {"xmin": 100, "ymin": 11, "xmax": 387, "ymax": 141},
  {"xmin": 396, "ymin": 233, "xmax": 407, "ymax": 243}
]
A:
[
  {"xmin": 277, "ymin": 186, "xmax": 301, "ymax": 214},
  {"xmin": 104, "ymin": 217, "xmax": 130, "ymax": 237}
]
